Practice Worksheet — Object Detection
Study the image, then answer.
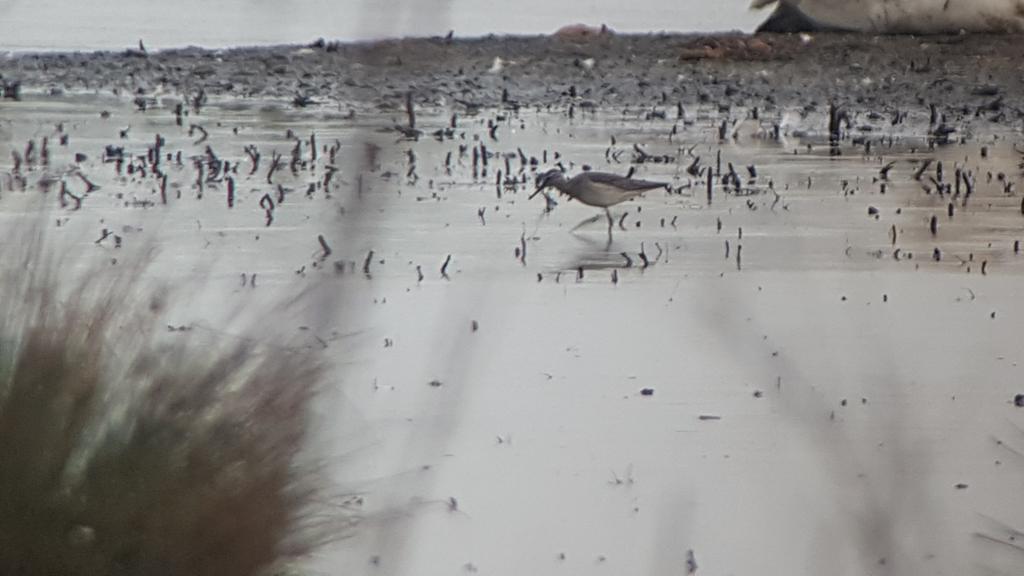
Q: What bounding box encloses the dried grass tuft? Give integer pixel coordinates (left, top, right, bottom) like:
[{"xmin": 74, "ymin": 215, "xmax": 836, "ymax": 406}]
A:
[{"xmin": 0, "ymin": 246, "xmax": 346, "ymax": 576}]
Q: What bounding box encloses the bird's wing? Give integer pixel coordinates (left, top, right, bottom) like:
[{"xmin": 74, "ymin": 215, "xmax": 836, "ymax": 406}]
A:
[{"xmin": 582, "ymin": 172, "xmax": 667, "ymax": 191}]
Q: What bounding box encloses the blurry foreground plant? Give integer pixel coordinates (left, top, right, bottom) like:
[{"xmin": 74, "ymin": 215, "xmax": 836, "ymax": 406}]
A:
[{"xmin": 0, "ymin": 247, "xmax": 346, "ymax": 575}]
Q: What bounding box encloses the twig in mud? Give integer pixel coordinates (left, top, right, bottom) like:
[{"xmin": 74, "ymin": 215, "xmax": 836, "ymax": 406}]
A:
[
  {"xmin": 267, "ymin": 151, "xmax": 283, "ymax": 184},
  {"xmin": 913, "ymin": 159, "xmax": 933, "ymax": 181},
  {"xmin": 706, "ymin": 167, "xmax": 713, "ymax": 205},
  {"xmin": 75, "ymin": 171, "xmax": 99, "ymax": 193},
  {"xmin": 290, "ymin": 141, "xmax": 302, "ymax": 176},
  {"xmin": 406, "ymin": 91, "xmax": 416, "ymax": 131},
  {"xmin": 191, "ymin": 87, "xmax": 206, "ymax": 112},
  {"xmin": 226, "ymin": 176, "xmax": 235, "ymax": 208},
  {"xmin": 363, "ymin": 250, "xmax": 374, "ymax": 276},
  {"xmin": 317, "ymin": 235, "xmax": 332, "ymax": 260},
  {"xmin": 323, "ymin": 165, "xmax": 337, "ymax": 193},
  {"xmin": 879, "ymin": 161, "xmax": 896, "ymax": 180},
  {"xmin": 189, "ymin": 124, "xmax": 209, "ymax": 145},
  {"xmin": 245, "ymin": 145, "xmax": 261, "ymax": 175},
  {"xmin": 828, "ymin": 102, "xmax": 848, "ymax": 155},
  {"xmin": 59, "ymin": 182, "xmax": 82, "ymax": 210},
  {"xmin": 440, "ymin": 254, "xmax": 452, "ymax": 279},
  {"xmin": 259, "ymin": 194, "xmax": 275, "ymax": 226}
]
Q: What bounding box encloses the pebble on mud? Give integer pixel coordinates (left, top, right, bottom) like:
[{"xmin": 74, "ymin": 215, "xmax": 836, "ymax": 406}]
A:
[{"xmin": 640, "ymin": 388, "xmax": 654, "ymax": 396}]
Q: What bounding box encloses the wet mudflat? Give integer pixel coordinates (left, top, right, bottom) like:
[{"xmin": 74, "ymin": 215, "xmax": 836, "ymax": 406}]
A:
[{"xmin": 1, "ymin": 33, "xmax": 1023, "ymax": 576}]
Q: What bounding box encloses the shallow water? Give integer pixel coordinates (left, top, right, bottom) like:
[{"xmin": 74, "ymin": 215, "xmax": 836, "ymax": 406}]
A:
[
  {"xmin": 0, "ymin": 0, "xmax": 763, "ymax": 52},
  {"xmin": 1, "ymin": 90, "xmax": 1023, "ymax": 575}
]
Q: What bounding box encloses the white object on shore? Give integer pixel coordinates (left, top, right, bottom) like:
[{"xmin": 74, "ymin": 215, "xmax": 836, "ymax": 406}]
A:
[{"xmin": 752, "ymin": 0, "xmax": 1024, "ymax": 33}]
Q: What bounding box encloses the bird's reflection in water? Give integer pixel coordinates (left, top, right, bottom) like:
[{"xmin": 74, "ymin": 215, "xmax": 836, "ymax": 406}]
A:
[{"xmin": 558, "ymin": 227, "xmax": 633, "ymax": 272}]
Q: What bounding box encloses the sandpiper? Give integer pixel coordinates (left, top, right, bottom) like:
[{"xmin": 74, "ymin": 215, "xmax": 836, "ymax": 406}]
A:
[{"xmin": 529, "ymin": 169, "xmax": 667, "ymax": 234}]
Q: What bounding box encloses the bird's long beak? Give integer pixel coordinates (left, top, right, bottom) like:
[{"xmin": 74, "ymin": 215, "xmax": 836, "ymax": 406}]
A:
[{"xmin": 528, "ymin": 185, "xmax": 545, "ymax": 200}]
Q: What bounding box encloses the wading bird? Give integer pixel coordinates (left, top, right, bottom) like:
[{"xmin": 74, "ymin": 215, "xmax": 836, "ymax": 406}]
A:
[
  {"xmin": 752, "ymin": 0, "xmax": 1024, "ymax": 33},
  {"xmin": 529, "ymin": 169, "xmax": 667, "ymax": 236}
]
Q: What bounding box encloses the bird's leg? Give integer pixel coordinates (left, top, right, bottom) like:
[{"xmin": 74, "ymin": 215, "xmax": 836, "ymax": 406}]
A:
[
  {"xmin": 570, "ymin": 214, "xmax": 603, "ymax": 233},
  {"xmin": 604, "ymin": 208, "xmax": 614, "ymax": 235}
]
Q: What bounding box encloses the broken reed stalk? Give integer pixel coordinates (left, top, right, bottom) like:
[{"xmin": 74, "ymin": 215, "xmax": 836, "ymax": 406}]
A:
[
  {"xmin": 406, "ymin": 91, "xmax": 416, "ymax": 131},
  {"xmin": 0, "ymin": 240, "xmax": 351, "ymax": 576}
]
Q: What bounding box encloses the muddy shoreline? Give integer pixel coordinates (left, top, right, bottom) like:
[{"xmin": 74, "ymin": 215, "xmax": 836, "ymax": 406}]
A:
[{"xmin": 1, "ymin": 33, "xmax": 1022, "ymax": 116}]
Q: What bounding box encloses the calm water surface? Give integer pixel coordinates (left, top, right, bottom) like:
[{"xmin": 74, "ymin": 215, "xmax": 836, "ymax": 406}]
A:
[
  {"xmin": 1, "ymin": 91, "xmax": 1021, "ymax": 575},
  {"xmin": 0, "ymin": 0, "xmax": 763, "ymax": 52}
]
